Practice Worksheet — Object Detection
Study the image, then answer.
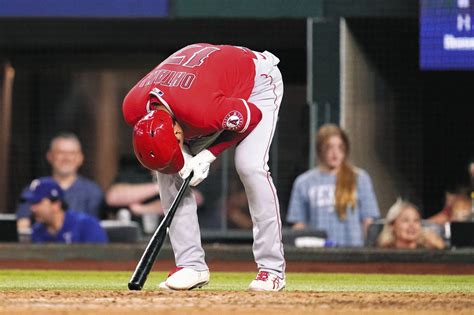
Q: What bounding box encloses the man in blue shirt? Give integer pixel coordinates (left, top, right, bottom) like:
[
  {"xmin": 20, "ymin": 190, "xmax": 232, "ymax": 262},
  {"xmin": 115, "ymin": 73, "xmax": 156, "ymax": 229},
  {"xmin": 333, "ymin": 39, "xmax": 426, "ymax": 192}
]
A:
[
  {"xmin": 22, "ymin": 177, "xmax": 108, "ymax": 244},
  {"xmin": 16, "ymin": 133, "xmax": 103, "ymax": 231}
]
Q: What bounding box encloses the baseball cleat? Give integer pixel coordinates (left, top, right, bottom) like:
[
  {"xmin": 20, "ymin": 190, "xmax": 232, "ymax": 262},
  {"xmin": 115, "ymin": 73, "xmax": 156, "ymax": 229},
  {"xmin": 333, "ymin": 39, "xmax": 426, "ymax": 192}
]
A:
[
  {"xmin": 158, "ymin": 281, "xmax": 173, "ymax": 291},
  {"xmin": 248, "ymin": 271, "xmax": 285, "ymax": 292},
  {"xmin": 158, "ymin": 267, "xmax": 210, "ymax": 290}
]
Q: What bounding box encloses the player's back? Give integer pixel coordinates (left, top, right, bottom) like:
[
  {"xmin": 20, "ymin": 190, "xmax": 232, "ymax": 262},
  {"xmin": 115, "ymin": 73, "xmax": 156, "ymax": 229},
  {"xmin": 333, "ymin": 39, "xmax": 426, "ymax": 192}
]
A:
[
  {"xmin": 154, "ymin": 43, "xmax": 256, "ymax": 99},
  {"xmin": 122, "ymin": 43, "xmax": 258, "ymax": 132}
]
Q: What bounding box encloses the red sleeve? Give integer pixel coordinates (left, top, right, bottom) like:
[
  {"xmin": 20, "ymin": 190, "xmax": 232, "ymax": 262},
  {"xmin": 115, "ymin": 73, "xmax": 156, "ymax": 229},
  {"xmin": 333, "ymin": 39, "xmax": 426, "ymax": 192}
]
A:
[{"xmin": 207, "ymin": 97, "xmax": 262, "ymax": 156}]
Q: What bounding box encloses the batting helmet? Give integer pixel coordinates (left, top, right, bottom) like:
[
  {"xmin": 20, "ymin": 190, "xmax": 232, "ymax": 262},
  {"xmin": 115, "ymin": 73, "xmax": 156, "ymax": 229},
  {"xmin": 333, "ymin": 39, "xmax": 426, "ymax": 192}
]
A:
[{"xmin": 132, "ymin": 110, "xmax": 184, "ymax": 174}]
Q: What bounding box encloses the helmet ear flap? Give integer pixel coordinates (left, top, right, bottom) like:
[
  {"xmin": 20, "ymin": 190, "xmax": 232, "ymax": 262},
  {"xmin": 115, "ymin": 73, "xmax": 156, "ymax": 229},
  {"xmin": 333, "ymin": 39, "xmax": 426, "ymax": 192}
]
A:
[{"xmin": 132, "ymin": 110, "xmax": 184, "ymax": 174}]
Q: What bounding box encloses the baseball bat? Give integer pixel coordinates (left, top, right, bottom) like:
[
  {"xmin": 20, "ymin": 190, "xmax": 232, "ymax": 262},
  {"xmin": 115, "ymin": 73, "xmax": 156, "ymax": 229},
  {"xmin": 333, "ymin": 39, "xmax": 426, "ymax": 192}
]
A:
[{"xmin": 128, "ymin": 173, "xmax": 192, "ymax": 290}]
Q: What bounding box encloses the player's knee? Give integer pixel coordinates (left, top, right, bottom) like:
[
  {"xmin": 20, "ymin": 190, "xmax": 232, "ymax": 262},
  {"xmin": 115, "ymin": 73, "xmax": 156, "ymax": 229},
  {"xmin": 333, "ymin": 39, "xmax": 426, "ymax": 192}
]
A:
[{"xmin": 235, "ymin": 162, "xmax": 267, "ymax": 181}]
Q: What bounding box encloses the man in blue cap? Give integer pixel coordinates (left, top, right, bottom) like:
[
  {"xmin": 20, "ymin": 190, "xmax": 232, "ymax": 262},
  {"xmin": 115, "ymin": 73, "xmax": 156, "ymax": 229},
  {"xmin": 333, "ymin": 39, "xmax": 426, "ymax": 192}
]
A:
[{"xmin": 22, "ymin": 177, "xmax": 108, "ymax": 244}]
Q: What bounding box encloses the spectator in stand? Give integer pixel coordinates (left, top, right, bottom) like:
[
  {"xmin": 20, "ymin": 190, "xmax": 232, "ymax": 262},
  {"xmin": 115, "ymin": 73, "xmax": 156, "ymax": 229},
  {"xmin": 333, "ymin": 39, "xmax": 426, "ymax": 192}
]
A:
[
  {"xmin": 377, "ymin": 198, "xmax": 445, "ymax": 249},
  {"xmin": 286, "ymin": 123, "xmax": 380, "ymax": 247},
  {"xmin": 105, "ymin": 158, "xmax": 163, "ymax": 219},
  {"xmin": 428, "ymin": 156, "xmax": 473, "ymax": 225},
  {"xmin": 105, "ymin": 156, "xmax": 204, "ymax": 233},
  {"xmin": 449, "ymin": 194, "xmax": 471, "ymax": 222},
  {"xmin": 223, "ymin": 179, "xmax": 253, "ymax": 230},
  {"xmin": 22, "ymin": 177, "xmax": 107, "ymax": 244},
  {"xmin": 428, "ymin": 187, "xmax": 471, "ymax": 224},
  {"xmin": 469, "ymin": 158, "xmax": 474, "ymax": 189},
  {"xmin": 16, "ymin": 133, "xmax": 103, "ymax": 230},
  {"xmin": 470, "ymin": 158, "xmax": 474, "ymax": 219}
]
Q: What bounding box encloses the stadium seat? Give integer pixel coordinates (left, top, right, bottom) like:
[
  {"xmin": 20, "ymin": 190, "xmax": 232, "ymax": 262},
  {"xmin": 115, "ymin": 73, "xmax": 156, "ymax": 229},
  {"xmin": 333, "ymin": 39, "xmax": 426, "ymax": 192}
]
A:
[
  {"xmin": 100, "ymin": 220, "xmax": 142, "ymax": 243},
  {"xmin": 365, "ymin": 220, "xmax": 385, "ymax": 247},
  {"xmin": 0, "ymin": 214, "xmax": 19, "ymax": 242}
]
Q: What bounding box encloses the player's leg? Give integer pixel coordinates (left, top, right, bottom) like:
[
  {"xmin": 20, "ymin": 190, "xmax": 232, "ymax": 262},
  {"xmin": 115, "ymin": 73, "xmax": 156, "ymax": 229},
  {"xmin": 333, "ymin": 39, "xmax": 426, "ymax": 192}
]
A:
[
  {"xmin": 155, "ymin": 172, "xmax": 209, "ymax": 289},
  {"xmin": 234, "ymin": 52, "xmax": 285, "ymax": 290}
]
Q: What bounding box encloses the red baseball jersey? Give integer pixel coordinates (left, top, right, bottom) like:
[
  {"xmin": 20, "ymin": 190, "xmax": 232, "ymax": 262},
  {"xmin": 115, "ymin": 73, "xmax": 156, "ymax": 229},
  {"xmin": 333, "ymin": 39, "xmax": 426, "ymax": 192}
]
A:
[{"xmin": 123, "ymin": 43, "xmax": 263, "ymax": 156}]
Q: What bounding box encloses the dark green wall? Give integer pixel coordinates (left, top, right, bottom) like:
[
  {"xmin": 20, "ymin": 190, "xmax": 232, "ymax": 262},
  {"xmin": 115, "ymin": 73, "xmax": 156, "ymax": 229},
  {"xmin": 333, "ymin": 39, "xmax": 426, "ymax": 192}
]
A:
[{"xmin": 172, "ymin": 0, "xmax": 417, "ymax": 18}]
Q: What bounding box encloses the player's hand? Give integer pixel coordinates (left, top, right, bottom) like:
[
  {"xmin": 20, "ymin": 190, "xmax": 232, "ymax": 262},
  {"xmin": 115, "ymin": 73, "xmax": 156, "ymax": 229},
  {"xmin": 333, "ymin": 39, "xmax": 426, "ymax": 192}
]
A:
[{"xmin": 179, "ymin": 149, "xmax": 216, "ymax": 186}]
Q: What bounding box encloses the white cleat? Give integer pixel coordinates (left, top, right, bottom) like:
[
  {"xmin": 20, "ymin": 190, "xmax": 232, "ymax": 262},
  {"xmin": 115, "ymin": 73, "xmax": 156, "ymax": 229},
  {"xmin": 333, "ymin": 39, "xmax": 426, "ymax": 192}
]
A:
[
  {"xmin": 158, "ymin": 281, "xmax": 173, "ymax": 291},
  {"xmin": 248, "ymin": 271, "xmax": 285, "ymax": 292},
  {"xmin": 158, "ymin": 267, "xmax": 210, "ymax": 291}
]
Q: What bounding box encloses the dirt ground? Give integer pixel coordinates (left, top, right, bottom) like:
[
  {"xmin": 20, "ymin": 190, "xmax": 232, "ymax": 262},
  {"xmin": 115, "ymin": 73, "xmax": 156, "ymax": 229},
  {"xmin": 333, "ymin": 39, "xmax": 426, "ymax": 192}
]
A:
[
  {"xmin": 1, "ymin": 290, "xmax": 473, "ymax": 315},
  {"xmin": 1, "ymin": 259, "xmax": 473, "ymax": 314}
]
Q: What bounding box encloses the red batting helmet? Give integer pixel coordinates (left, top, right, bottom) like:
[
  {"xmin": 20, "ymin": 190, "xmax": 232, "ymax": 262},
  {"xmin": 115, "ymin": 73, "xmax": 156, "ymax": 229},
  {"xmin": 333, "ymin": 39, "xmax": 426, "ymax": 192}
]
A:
[{"xmin": 132, "ymin": 110, "xmax": 184, "ymax": 174}]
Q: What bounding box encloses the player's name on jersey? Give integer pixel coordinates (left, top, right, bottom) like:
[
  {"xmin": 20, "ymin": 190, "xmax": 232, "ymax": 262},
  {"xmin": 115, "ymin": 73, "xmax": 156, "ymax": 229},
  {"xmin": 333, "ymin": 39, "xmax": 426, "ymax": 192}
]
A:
[{"xmin": 138, "ymin": 70, "xmax": 196, "ymax": 90}]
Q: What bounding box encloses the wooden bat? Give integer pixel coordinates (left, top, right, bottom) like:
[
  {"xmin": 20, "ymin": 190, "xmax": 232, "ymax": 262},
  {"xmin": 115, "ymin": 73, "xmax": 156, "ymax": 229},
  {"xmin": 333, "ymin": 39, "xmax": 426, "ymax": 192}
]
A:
[{"xmin": 128, "ymin": 174, "xmax": 192, "ymax": 290}]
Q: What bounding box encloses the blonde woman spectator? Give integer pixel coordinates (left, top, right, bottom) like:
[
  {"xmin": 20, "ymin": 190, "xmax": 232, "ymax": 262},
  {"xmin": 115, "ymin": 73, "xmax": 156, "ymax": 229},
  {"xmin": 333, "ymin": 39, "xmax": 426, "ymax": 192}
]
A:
[{"xmin": 377, "ymin": 198, "xmax": 445, "ymax": 249}]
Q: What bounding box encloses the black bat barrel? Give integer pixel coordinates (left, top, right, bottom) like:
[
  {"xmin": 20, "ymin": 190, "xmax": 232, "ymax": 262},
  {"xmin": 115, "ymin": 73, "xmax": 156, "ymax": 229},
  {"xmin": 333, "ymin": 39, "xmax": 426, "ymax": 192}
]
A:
[{"xmin": 128, "ymin": 174, "xmax": 192, "ymax": 290}]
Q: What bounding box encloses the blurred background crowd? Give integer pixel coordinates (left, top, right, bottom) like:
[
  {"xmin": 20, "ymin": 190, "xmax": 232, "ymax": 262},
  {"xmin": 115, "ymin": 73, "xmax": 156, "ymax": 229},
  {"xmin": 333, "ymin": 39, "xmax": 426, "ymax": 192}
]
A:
[{"xmin": 0, "ymin": 0, "xmax": 472, "ymax": 250}]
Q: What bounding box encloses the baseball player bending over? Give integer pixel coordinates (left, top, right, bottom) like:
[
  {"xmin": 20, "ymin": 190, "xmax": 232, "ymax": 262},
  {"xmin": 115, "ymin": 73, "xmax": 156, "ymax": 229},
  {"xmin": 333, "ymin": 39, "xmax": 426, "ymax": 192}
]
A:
[{"xmin": 122, "ymin": 43, "xmax": 286, "ymax": 291}]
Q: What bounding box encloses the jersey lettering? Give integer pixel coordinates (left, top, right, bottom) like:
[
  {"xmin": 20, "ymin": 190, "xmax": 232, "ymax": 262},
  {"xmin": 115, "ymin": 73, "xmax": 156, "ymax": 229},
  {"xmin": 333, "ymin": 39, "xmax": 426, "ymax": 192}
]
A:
[
  {"xmin": 160, "ymin": 71, "xmax": 177, "ymax": 87},
  {"xmin": 180, "ymin": 73, "xmax": 196, "ymax": 89},
  {"xmin": 163, "ymin": 45, "xmax": 220, "ymax": 68},
  {"xmin": 169, "ymin": 71, "xmax": 187, "ymax": 87},
  {"xmin": 154, "ymin": 70, "xmax": 171, "ymax": 85},
  {"xmin": 138, "ymin": 70, "xmax": 158, "ymax": 87},
  {"xmin": 138, "ymin": 69, "xmax": 196, "ymax": 89},
  {"xmin": 138, "ymin": 45, "xmax": 218, "ymax": 90}
]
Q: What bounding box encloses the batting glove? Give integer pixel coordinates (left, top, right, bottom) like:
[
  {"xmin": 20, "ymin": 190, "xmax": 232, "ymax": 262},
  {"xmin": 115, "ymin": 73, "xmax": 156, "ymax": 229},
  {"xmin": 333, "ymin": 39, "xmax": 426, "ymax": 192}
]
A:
[
  {"xmin": 179, "ymin": 149, "xmax": 216, "ymax": 186},
  {"xmin": 178, "ymin": 145, "xmax": 193, "ymax": 175}
]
